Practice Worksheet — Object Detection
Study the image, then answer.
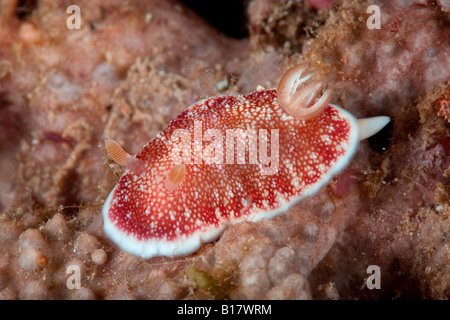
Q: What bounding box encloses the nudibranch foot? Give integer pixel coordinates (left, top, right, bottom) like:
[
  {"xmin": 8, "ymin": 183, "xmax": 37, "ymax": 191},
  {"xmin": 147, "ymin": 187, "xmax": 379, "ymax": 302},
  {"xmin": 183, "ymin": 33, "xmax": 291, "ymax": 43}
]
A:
[
  {"xmin": 102, "ymin": 89, "xmax": 389, "ymax": 259},
  {"xmin": 102, "ymin": 188, "xmax": 226, "ymax": 258}
]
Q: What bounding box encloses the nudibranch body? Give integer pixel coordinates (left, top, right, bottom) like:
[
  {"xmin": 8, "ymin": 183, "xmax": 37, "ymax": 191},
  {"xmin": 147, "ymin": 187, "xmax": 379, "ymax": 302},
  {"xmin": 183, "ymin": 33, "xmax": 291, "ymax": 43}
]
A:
[{"xmin": 103, "ymin": 89, "xmax": 389, "ymax": 259}]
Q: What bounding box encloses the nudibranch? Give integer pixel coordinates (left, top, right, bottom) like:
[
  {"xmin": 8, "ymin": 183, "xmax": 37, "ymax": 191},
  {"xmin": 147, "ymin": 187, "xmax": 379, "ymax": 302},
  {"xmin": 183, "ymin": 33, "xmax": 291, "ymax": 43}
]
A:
[{"xmin": 102, "ymin": 75, "xmax": 389, "ymax": 259}]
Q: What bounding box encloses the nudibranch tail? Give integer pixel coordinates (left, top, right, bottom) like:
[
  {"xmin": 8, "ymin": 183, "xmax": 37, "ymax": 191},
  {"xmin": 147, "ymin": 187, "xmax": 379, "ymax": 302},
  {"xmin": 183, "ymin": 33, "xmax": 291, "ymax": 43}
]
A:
[
  {"xmin": 104, "ymin": 138, "xmax": 146, "ymax": 175},
  {"xmin": 277, "ymin": 63, "xmax": 333, "ymax": 120},
  {"xmin": 357, "ymin": 116, "xmax": 391, "ymax": 141}
]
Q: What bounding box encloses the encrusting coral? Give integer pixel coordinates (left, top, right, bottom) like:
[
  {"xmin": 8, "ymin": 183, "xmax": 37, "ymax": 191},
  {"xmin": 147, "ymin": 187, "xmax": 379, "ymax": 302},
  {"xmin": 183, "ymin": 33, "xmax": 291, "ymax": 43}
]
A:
[{"xmin": 0, "ymin": 0, "xmax": 448, "ymax": 299}]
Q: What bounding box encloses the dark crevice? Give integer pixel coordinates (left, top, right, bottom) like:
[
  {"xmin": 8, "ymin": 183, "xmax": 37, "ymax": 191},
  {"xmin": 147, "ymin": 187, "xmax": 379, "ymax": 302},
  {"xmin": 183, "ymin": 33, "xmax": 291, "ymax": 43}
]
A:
[
  {"xmin": 180, "ymin": 0, "xmax": 250, "ymax": 39},
  {"xmin": 59, "ymin": 169, "xmax": 82, "ymax": 219},
  {"xmin": 15, "ymin": 0, "xmax": 38, "ymax": 20},
  {"xmin": 367, "ymin": 120, "xmax": 393, "ymax": 153}
]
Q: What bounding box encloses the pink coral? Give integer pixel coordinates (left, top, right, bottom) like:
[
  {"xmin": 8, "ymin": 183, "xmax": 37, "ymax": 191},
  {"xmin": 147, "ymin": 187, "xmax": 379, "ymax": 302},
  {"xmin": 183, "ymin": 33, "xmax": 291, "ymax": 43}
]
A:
[
  {"xmin": 433, "ymin": 81, "xmax": 450, "ymax": 122},
  {"xmin": 305, "ymin": 0, "xmax": 334, "ymax": 9}
]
